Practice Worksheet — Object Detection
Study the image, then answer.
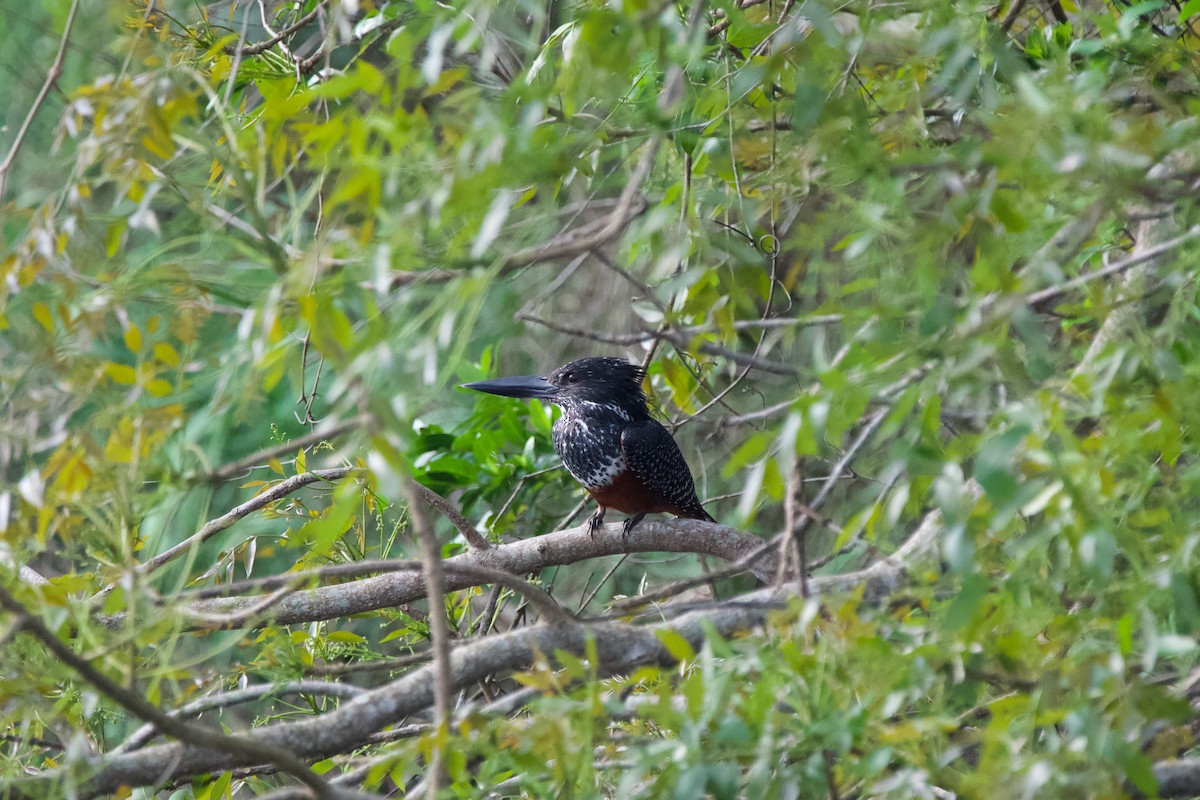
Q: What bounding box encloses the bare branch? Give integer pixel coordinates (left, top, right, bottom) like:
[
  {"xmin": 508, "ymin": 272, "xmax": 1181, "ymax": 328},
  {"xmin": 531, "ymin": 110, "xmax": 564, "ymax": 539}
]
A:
[
  {"xmin": 173, "ymin": 519, "xmax": 778, "ymax": 628},
  {"xmin": 0, "ymin": 586, "xmax": 348, "ymax": 800},
  {"xmin": 517, "ymin": 313, "xmax": 799, "ymax": 375},
  {"xmin": 116, "ymin": 680, "xmax": 365, "ymax": 754},
  {"xmin": 19, "ymin": 474, "xmax": 967, "ymax": 798},
  {"xmin": 0, "ymin": 0, "xmax": 82, "ymax": 199},
  {"xmin": 1026, "ymin": 225, "xmax": 1200, "ymax": 307},
  {"xmin": 507, "ymin": 139, "xmax": 655, "ymax": 267},
  {"xmin": 410, "ymin": 482, "xmax": 491, "ymax": 550},
  {"xmin": 183, "ymin": 583, "xmax": 302, "ymax": 628},
  {"xmin": 615, "ymin": 408, "xmax": 889, "ymax": 609},
  {"xmin": 203, "ymin": 417, "xmax": 367, "ymax": 483},
  {"xmin": 178, "ymin": 560, "xmax": 575, "ymax": 626},
  {"xmin": 92, "ymin": 467, "xmax": 355, "ymax": 603},
  {"xmin": 230, "ymin": 3, "xmax": 323, "ymax": 56},
  {"xmin": 371, "ymin": 145, "xmax": 656, "ymax": 292},
  {"xmin": 998, "ymin": 0, "xmax": 1028, "ymax": 34},
  {"xmin": 811, "ymin": 479, "xmax": 981, "ymax": 599},
  {"xmin": 405, "ymin": 475, "xmax": 451, "ymax": 796}
]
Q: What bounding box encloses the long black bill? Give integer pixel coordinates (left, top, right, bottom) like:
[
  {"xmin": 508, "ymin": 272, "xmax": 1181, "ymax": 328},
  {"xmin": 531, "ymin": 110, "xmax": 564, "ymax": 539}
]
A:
[{"xmin": 462, "ymin": 374, "xmax": 557, "ymax": 400}]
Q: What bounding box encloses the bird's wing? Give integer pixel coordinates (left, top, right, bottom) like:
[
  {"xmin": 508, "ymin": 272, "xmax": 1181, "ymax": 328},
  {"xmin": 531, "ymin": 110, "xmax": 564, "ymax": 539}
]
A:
[{"xmin": 619, "ymin": 419, "xmax": 713, "ymax": 521}]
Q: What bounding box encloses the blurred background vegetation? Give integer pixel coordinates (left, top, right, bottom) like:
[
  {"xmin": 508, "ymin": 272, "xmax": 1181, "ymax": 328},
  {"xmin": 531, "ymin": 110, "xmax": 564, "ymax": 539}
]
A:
[{"xmin": 4, "ymin": 0, "xmax": 1200, "ymax": 796}]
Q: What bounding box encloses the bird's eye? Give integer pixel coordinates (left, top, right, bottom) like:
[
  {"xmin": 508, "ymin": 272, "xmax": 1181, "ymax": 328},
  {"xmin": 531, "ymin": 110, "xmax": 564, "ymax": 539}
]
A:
[{"xmin": 562, "ymin": 371, "xmax": 576, "ymax": 383}]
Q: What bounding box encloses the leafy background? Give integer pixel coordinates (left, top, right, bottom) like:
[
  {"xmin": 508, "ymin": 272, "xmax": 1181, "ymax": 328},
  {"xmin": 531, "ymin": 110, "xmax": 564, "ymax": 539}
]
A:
[{"xmin": 3, "ymin": 0, "xmax": 1200, "ymax": 797}]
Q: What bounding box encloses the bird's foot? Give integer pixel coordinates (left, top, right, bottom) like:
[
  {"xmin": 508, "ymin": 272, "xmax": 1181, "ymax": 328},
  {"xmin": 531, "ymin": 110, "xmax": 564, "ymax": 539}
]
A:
[
  {"xmin": 587, "ymin": 511, "xmax": 605, "ymax": 539},
  {"xmin": 621, "ymin": 513, "xmax": 647, "ymax": 539}
]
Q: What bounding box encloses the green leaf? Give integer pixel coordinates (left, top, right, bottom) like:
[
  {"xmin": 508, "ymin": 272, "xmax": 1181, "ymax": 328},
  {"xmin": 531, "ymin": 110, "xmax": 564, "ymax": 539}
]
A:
[
  {"xmin": 942, "ymin": 574, "xmax": 989, "ymax": 632},
  {"xmin": 1118, "ymin": 750, "xmax": 1158, "ymax": 797},
  {"xmin": 656, "ymin": 629, "xmax": 696, "ymax": 662},
  {"xmin": 975, "ymin": 425, "xmax": 1029, "ymax": 506},
  {"xmin": 294, "ymin": 489, "xmax": 360, "ymax": 555},
  {"xmin": 104, "ymin": 363, "xmax": 137, "ymax": 385}
]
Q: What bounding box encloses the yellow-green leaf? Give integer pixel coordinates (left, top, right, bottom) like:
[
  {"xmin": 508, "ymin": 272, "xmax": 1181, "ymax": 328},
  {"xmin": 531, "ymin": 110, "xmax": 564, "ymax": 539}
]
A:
[
  {"xmin": 656, "ymin": 629, "xmax": 695, "ymax": 662},
  {"xmin": 124, "ymin": 324, "xmax": 143, "ymax": 352},
  {"xmin": 145, "ymin": 378, "xmax": 174, "ymax": 397},
  {"xmin": 105, "ymin": 220, "xmax": 125, "ymax": 257},
  {"xmin": 33, "ymin": 303, "xmax": 54, "ymax": 333},
  {"xmin": 105, "ymin": 363, "xmax": 138, "ymax": 385},
  {"xmin": 153, "ymin": 341, "xmax": 181, "ymax": 366}
]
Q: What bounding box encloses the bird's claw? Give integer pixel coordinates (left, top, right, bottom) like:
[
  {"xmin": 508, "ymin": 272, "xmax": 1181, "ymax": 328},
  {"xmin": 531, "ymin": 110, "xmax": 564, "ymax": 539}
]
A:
[{"xmin": 621, "ymin": 513, "xmax": 646, "ymax": 539}]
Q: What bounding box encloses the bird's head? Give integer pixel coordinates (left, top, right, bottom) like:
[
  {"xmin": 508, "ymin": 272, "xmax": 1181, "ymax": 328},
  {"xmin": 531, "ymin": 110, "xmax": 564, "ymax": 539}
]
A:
[{"xmin": 463, "ymin": 357, "xmax": 649, "ymax": 418}]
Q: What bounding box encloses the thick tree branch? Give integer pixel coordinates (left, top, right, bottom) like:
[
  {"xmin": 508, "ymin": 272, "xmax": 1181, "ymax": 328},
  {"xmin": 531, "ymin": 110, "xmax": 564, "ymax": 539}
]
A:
[
  {"xmin": 1149, "ymin": 758, "xmax": 1200, "ymax": 799},
  {"xmin": 174, "ymin": 519, "xmax": 777, "ymax": 628},
  {"xmin": 19, "ymin": 476, "xmax": 963, "ymax": 797}
]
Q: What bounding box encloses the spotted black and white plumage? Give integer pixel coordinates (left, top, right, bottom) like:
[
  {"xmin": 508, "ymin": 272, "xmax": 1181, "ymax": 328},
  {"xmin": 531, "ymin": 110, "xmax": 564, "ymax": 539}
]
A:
[
  {"xmin": 618, "ymin": 419, "xmax": 712, "ymax": 522},
  {"xmin": 466, "ymin": 356, "xmax": 714, "ymax": 535}
]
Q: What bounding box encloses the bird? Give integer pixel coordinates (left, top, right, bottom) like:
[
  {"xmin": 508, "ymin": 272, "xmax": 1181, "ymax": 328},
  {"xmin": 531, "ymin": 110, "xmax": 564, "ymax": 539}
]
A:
[{"xmin": 463, "ymin": 357, "xmax": 716, "ymax": 536}]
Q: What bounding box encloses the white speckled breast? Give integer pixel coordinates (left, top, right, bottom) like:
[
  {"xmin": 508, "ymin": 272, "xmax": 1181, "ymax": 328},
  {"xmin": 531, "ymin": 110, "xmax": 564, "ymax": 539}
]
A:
[{"xmin": 553, "ymin": 413, "xmax": 627, "ymax": 492}]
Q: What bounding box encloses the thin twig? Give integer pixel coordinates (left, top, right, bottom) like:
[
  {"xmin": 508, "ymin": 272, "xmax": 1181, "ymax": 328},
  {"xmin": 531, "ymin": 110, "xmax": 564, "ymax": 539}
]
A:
[
  {"xmin": 822, "ymin": 748, "xmax": 841, "ymax": 800},
  {"xmin": 613, "ymin": 409, "xmax": 888, "ymax": 609},
  {"xmin": 92, "ymin": 467, "xmax": 355, "ymax": 602},
  {"xmin": 306, "ymin": 649, "xmax": 432, "ymax": 677},
  {"xmin": 1044, "ymin": 0, "xmax": 1069, "ymax": 24},
  {"xmin": 0, "ymin": 586, "xmax": 346, "ymax": 799},
  {"xmin": 232, "ymin": 2, "xmax": 322, "ymax": 56},
  {"xmin": 0, "ymin": 0, "xmax": 82, "ymax": 199},
  {"xmin": 184, "ymin": 584, "xmax": 301, "ymax": 628},
  {"xmin": 578, "ymin": 555, "xmax": 629, "ymax": 613},
  {"xmin": 493, "ymin": 465, "xmax": 562, "ymax": 524},
  {"xmin": 116, "ymin": 680, "xmax": 364, "ymax": 754},
  {"xmin": 470, "ymin": 584, "xmax": 504, "ymax": 637},
  {"xmin": 1026, "ymin": 225, "xmax": 1200, "ymax": 307},
  {"xmin": 517, "ymin": 313, "xmax": 799, "ymax": 375},
  {"xmin": 373, "ymin": 145, "xmax": 655, "ymax": 291},
  {"xmin": 410, "ymin": 483, "xmax": 491, "ymax": 550},
  {"xmin": 676, "ymin": 236, "xmax": 780, "ymax": 428},
  {"xmin": 204, "ymin": 416, "xmax": 368, "ymax": 482},
  {"xmin": 507, "ymin": 140, "xmax": 659, "ymax": 267}
]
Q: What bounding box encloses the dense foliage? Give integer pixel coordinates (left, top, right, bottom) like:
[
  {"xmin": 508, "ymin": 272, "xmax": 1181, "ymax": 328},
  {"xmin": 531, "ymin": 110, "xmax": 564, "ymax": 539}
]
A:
[{"xmin": 3, "ymin": 0, "xmax": 1200, "ymax": 797}]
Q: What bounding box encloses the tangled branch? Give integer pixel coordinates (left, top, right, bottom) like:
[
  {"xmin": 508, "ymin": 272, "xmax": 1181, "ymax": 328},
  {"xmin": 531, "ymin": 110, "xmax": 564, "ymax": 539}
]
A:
[{"xmin": 14, "ymin": 482, "xmax": 954, "ymax": 797}]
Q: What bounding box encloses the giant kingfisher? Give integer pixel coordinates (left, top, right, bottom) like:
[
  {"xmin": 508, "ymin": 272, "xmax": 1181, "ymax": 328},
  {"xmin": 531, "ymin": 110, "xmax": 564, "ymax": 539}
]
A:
[{"xmin": 464, "ymin": 357, "xmax": 715, "ymax": 535}]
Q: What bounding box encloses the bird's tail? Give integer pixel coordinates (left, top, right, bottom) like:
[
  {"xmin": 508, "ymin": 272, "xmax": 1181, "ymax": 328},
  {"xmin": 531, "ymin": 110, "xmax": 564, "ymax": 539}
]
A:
[{"xmin": 683, "ymin": 506, "xmax": 716, "ymax": 524}]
